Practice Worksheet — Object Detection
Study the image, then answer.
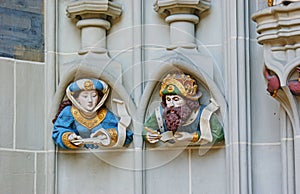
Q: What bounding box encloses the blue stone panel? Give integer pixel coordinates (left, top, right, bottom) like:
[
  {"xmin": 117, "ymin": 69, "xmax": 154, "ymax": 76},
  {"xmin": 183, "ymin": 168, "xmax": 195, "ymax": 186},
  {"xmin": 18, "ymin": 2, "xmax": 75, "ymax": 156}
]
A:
[{"xmin": 0, "ymin": 0, "xmax": 44, "ymax": 61}]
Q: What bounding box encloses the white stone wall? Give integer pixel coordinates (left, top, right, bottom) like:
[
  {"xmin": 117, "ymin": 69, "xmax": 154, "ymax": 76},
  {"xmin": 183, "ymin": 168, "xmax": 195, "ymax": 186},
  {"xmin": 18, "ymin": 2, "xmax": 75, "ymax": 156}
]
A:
[
  {"xmin": 0, "ymin": 57, "xmax": 55, "ymax": 194},
  {"xmin": 0, "ymin": 0, "xmax": 290, "ymax": 193}
]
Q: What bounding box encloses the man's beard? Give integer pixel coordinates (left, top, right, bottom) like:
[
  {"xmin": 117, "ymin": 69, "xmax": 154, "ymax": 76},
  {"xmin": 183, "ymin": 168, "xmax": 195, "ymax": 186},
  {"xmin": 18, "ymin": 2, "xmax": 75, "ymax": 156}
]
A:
[{"xmin": 163, "ymin": 105, "xmax": 193, "ymax": 133}]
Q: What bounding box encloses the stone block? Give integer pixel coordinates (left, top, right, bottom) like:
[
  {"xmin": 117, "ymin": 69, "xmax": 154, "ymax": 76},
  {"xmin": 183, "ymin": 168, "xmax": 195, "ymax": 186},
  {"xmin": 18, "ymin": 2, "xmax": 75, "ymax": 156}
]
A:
[
  {"xmin": 252, "ymin": 144, "xmax": 282, "ymax": 194},
  {"xmin": 57, "ymin": 12, "xmax": 80, "ymax": 54},
  {"xmin": 15, "ymin": 61, "xmax": 45, "ymax": 150},
  {"xmin": 191, "ymin": 147, "xmax": 226, "ymax": 194},
  {"xmin": 144, "ymin": 149, "xmax": 189, "ymax": 194},
  {"xmin": 258, "ymin": 0, "xmax": 269, "ymax": 10},
  {"xmin": 0, "ymin": 58, "xmax": 14, "ymax": 148},
  {"xmin": 36, "ymin": 153, "xmax": 46, "ymax": 194},
  {"xmin": 195, "ymin": 0, "xmax": 223, "ymax": 46},
  {"xmin": 0, "ymin": 150, "xmax": 35, "ymax": 194},
  {"xmin": 250, "ymin": 1, "xmax": 260, "ymax": 40},
  {"xmin": 56, "ymin": 152, "xmax": 135, "ymax": 194},
  {"xmin": 249, "ymin": 41, "xmax": 281, "ymax": 143},
  {"xmin": 143, "ymin": 24, "xmax": 169, "ymax": 49}
]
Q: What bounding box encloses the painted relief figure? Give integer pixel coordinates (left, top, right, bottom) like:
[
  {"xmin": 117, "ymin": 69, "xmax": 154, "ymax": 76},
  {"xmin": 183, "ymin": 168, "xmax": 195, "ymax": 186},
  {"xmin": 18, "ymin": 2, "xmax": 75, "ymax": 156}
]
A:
[
  {"xmin": 143, "ymin": 72, "xmax": 224, "ymax": 146},
  {"xmin": 52, "ymin": 78, "xmax": 133, "ymax": 149}
]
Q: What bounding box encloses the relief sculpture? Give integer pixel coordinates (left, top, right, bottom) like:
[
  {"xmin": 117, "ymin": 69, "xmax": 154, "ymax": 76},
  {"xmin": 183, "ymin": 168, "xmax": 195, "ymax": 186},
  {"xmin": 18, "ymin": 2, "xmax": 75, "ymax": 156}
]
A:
[
  {"xmin": 52, "ymin": 78, "xmax": 133, "ymax": 149},
  {"xmin": 143, "ymin": 72, "xmax": 224, "ymax": 147}
]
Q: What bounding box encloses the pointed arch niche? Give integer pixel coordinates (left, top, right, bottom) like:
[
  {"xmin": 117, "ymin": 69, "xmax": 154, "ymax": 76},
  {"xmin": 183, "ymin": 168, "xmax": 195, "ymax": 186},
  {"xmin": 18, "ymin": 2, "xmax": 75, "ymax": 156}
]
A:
[
  {"xmin": 51, "ymin": 57, "xmax": 138, "ymax": 170},
  {"xmin": 137, "ymin": 53, "xmax": 228, "ymax": 171}
]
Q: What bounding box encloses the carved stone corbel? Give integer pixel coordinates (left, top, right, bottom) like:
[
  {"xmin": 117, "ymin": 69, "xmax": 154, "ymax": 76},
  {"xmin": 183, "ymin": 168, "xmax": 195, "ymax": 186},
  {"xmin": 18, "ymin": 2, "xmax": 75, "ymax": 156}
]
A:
[
  {"xmin": 252, "ymin": 3, "xmax": 300, "ymax": 131},
  {"xmin": 154, "ymin": 0, "xmax": 210, "ymax": 49},
  {"xmin": 64, "ymin": 0, "xmax": 123, "ymax": 81},
  {"xmin": 66, "ymin": 0, "xmax": 122, "ymax": 55},
  {"xmin": 252, "ymin": 2, "xmax": 300, "ymax": 192}
]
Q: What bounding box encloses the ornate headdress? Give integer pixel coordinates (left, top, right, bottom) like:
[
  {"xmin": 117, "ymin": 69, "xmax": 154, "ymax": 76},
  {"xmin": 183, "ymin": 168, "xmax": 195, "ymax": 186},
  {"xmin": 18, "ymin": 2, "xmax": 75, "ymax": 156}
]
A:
[
  {"xmin": 66, "ymin": 78, "xmax": 109, "ymax": 115},
  {"xmin": 160, "ymin": 72, "xmax": 202, "ymax": 100}
]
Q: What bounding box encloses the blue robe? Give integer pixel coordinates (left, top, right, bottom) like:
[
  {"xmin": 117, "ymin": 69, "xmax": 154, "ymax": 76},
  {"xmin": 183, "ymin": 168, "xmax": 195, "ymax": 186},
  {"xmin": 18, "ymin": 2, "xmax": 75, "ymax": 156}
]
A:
[{"xmin": 52, "ymin": 106, "xmax": 133, "ymax": 149}]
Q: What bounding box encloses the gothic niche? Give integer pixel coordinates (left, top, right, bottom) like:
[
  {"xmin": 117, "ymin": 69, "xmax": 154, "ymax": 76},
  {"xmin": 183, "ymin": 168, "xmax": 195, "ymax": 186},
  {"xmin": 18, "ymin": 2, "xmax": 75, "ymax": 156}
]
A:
[
  {"xmin": 52, "ymin": 78, "xmax": 133, "ymax": 149},
  {"xmin": 142, "ymin": 71, "xmax": 224, "ymax": 152}
]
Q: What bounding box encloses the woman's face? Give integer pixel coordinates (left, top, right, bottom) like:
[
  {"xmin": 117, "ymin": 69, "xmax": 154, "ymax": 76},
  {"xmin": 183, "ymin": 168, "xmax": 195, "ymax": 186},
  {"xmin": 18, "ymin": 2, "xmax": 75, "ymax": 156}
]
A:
[{"xmin": 76, "ymin": 90, "xmax": 99, "ymax": 111}]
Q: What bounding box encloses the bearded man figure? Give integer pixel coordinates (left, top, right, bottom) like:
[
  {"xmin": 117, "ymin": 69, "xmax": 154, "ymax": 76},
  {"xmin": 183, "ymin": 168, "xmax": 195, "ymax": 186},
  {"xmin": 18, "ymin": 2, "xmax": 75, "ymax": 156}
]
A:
[{"xmin": 143, "ymin": 72, "xmax": 224, "ymax": 146}]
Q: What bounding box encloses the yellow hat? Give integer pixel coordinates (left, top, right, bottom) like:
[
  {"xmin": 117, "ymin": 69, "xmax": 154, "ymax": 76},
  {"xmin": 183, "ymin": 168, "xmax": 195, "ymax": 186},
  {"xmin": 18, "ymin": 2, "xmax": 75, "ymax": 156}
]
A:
[{"xmin": 160, "ymin": 72, "xmax": 202, "ymax": 100}]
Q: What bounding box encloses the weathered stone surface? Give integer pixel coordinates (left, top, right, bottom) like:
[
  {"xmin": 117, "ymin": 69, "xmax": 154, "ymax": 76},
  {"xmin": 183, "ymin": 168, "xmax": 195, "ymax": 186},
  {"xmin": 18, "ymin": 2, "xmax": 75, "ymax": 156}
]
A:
[
  {"xmin": 0, "ymin": 59, "xmax": 14, "ymax": 148},
  {"xmin": 0, "ymin": 151, "xmax": 35, "ymax": 194},
  {"xmin": 15, "ymin": 61, "xmax": 45, "ymax": 150},
  {"xmin": 0, "ymin": 0, "xmax": 44, "ymax": 61}
]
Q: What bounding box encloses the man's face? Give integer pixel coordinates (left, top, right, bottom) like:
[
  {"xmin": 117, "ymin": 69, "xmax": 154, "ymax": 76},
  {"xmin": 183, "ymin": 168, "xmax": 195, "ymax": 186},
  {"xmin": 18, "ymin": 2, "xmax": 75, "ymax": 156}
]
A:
[
  {"xmin": 165, "ymin": 95, "xmax": 186, "ymax": 108},
  {"xmin": 76, "ymin": 90, "xmax": 99, "ymax": 111}
]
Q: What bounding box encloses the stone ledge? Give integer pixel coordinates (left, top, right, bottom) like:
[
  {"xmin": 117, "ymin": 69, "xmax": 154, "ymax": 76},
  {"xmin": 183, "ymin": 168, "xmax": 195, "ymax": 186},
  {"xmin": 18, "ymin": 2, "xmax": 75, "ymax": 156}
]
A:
[{"xmin": 66, "ymin": 0, "xmax": 122, "ymax": 20}]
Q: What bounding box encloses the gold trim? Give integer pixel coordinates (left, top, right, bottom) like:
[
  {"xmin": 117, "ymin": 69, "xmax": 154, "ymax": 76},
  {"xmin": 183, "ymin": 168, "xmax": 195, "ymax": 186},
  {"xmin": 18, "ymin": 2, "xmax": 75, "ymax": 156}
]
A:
[
  {"xmin": 167, "ymin": 85, "xmax": 175, "ymax": 93},
  {"xmin": 268, "ymin": 0, "xmax": 273, "ymax": 6},
  {"xmin": 62, "ymin": 132, "xmax": 82, "ymax": 149},
  {"xmin": 107, "ymin": 128, "xmax": 118, "ymax": 146},
  {"xmin": 272, "ymin": 89, "xmax": 278, "ymax": 98},
  {"xmin": 71, "ymin": 106, "xmax": 107, "ymax": 129},
  {"xmin": 161, "ymin": 79, "xmax": 188, "ymax": 97},
  {"xmin": 84, "ymin": 80, "xmax": 94, "ymax": 90},
  {"xmin": 159, "ymin": 73, "xmax": 201, "ymax": 99},
  {"xmin": 191, "ymin": 132, "xmax": 199, "ymax": 143}
]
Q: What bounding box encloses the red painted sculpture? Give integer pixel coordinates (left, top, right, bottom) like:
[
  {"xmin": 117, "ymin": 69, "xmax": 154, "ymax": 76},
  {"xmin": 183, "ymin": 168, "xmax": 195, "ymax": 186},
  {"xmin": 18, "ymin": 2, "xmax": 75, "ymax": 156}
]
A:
[
  {"xmin": 288, "ymin": 67, "xmax": 300, "ymax": 96},
  {"xmin": 264, "ymin": 68, "xmax": 280, "ymax": 97}
]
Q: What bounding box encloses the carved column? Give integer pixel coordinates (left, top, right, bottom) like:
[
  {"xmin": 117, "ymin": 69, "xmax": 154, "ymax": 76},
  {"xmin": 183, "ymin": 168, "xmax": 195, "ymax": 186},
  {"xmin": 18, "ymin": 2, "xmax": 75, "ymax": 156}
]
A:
[
  {"xmin": 63, "ymin": 0, "xmax": 123, "ymax": 80},
  {"xmin": 154, "ymin": 0, "xmax": 210, "ymax": 50},
  {"xmin": 252, "ymin": 2, "xmax": 300, "ymax": 193},
  {"xmin": 66, "ymin": 0, "xmax": 122, "ymax": 55}
]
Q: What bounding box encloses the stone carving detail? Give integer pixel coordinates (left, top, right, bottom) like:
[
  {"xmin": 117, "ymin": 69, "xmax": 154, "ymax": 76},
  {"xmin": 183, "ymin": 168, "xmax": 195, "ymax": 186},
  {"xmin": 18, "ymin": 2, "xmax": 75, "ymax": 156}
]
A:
[
  {"xmin": 52, "ymin": 78, "xmax": 133, "ymax": 149},
  {"xmin": 143, "ymin": 72, "xmax": 224, "ymax": 149},
  {"xmin": 154, "ymin": 0, "xmax": 210, "ymax": 49},
  {"xmin": 253, "ymin": 4, "xmax": 300, "ymax": 192},
  {"xmin": 252, "ymin": 3, "xmax": 300, "ymax": 127},
  {"xmin": 264, "ymin": 68, "xmax": 280, "ymax": 97},
  {"xmin": 66, "ymin": 0, "xmax": 122, "ymax": 54}
]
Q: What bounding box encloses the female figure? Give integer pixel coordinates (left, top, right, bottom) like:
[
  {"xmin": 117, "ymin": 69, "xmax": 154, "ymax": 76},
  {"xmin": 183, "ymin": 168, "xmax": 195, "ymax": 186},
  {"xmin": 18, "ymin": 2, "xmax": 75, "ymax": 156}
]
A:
[{"xmin": 52, "ymin": 78, "xmax": 133, "ymax": 149}]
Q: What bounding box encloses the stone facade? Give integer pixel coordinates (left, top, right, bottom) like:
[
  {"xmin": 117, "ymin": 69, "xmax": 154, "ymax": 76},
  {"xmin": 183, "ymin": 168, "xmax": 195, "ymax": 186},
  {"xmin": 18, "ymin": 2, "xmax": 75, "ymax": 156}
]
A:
[
  {"xmin": 0, "ymin": 0, "xmax": 44, "ymax": 61},
  {"xmin": 1, "ymin": 0, "xmax": 296, "ymax": 193}
]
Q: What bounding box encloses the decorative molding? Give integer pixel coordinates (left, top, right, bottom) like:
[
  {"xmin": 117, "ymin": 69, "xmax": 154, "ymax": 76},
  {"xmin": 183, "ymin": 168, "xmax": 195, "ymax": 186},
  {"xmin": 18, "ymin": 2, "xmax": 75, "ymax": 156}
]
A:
[
  {"xmin": 66, "ymin": 0, "xmax": 122, "ymax": 55},
  {"xmin": 154, "ymin": 0, "xmax": 210, "ymax": 16},
  {"xmin": 153, "ymin": 0, "xmax": 210, "ymax": 50},
  {"xmin": 66, "ymin": 0, "xmax": 122, "ymax": 20},
  {"xmin": 252, "ymin": 3, "xmax": 300, "ymax": 193},
  {"xmin": 252, "ymin": 4, "xmax": 300, "ymax": 47},
  {"xmin": 252, "ymin": 3, "xmax": 300, "ymax": 100}
]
